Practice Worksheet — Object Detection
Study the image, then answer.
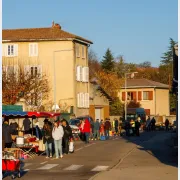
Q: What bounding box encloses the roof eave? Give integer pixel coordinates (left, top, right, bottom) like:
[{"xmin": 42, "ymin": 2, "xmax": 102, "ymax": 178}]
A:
[
  {"xmin": 121, "ymin": 86, "xmax": 169, "ymax": 89},
  {"xmin": 2, "ymin": 38, "xmax": 74, "ymax": 42}
]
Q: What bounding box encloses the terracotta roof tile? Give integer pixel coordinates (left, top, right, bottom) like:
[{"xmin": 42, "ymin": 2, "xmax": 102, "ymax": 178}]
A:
[
  {"xmin": 122, "ymin": 78, "xmax": 169, "ymax": 89},
  {"xmin": 2, "ymin": 26, "xmax": 93, "ymax": 44}
]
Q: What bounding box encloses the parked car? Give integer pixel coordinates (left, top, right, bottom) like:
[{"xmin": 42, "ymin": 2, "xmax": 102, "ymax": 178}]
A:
[
  {"xmin": 76, "ymin": 115, "xmax": 94, "ymax": 125},
  {"xmin": 69, "ymin": 119, "xmax": 81, "ymax": 135}
]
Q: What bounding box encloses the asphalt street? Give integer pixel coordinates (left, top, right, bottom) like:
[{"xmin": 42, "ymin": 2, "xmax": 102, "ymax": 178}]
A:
[{"xmin": 3, "ymin": 132, "xmax": 163, "ymax": 180}]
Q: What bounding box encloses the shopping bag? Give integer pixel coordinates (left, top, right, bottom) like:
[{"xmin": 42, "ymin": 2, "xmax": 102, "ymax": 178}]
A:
[
  {"xmin": 69, "ymin": 142, "xmax": 74, "ymax": 153},
  {"xmin": 100, "ymin": 136, "xmax": 106, "ymax": 141}
]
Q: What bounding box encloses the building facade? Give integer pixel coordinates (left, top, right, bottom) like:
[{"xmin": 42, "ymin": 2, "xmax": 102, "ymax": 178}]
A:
[
  {"xmin": 118, "ymin": 79, "xmax": 170, "ymax": 116},
  {"xmin": 2, "ymin": 22, "xmax": 93, "ymax": 116}
]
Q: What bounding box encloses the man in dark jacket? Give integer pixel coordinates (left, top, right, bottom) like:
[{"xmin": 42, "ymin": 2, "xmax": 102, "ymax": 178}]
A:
[
  {"xmin": 93, "ymin": 119, "xmax": 100, "ymax": 140},
  {"xmin": 10, "ymin": 120, "xmax": 18, "ymax": 135},
  {"xmin": 61, "ymin": 119, "xmax": 72, "ymax": 154},
  {"xmin": 114, "ymin": 119, "xmax": 119, "ymax": 135},
  {"xmin": 23, "ymin": 117, "xmax": 31, "ymax": 134},
  {"xmin": 2, "ymin": 120, "xmax": 13, "ymax": 148},
  {"xmin": 104, "ymin": 118, "xmax": 111, "ymax": 140}
]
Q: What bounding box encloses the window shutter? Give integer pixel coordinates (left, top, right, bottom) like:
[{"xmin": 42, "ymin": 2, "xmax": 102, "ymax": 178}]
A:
[
  {"xmin": 80, "ymin": 66, "xmax": 83, "ymax": 81},
  {"xmin": 138, "ymin": 91, "xmax": 142, "ymax": 101},
  {"xmin": 149, "ymin": 91, "xmax": 153, "ymax": 100},
  {"xmin": 85, "ymin": 93, "xmax": 89, "ymax": 108},
  {"xmin": 29, "ymin": 44, "xmax": 33, "ymax": 56},
  {"xmin": 2, "ymin": 44, "xmax": 6, "ymax": 56},
  {"xmin": 85, "ymin": 67, "xmax": 89, "ymax": 82},
  {"xmin": 82, "ymin": 67, "xmax": 86, "ymax": 82},
  {"xmin": 77, "ymin": 93, "xmax": 80, "ymax": 107},
  {"xmin": 4, "ymin": 44, "xmax": 8, "ymax": 56},
  {"xmin": 14, "ymin": 44, "xmax": 18, "ymax": 56},
  {"xmin": 122, "ymin": 92, "xmax": 126, "ymax": 101},
  {"xmin": 37, "ymin": 65, "xmax": 42, "ymax": 78},
  {"xmin": 76, "ymin": 66, "xmax": 81, "ymax": 81},
  {"xmin": 24, "ymin": 65, "xmax": 30, "ymax": 79},
  {"xmin": 82, "ymin": 93, "xmax": 85, "ymax": 107},
  {"xmin": 133, "ymin": 92, "xmax": 136, "ymax": 101},
  {"xmin": 34, "ymin": 43, "xmax": 38, "ymax": 56},
  {"xmin": 14, "ymin": 65, "xmax": 19, "ymax": 80}
]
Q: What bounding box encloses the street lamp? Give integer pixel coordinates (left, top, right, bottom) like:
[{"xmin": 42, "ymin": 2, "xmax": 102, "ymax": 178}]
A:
[
  {"xmin": 124, "ymin": 72, "xmax": 138, "ymax": 121},
  {"xmin": 53, "ymin": 49, "xmax": 73, "ymax": 112}
]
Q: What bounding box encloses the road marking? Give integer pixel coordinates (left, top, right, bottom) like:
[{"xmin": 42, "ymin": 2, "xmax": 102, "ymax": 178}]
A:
[
  {"xmin": 85, "ymin": 143, "xmax": 96, "ymax": 147},
  {"xmin": 23, "ymin": 169, "xmax": 30, "ymax": 171},
  {"xmin": 37, "ymin": 164, "xmax": 59, "ymax": 170},
  {"xmin": 91, "ymin": 166, "xmax": 109, "ymax": 171},
  {"xmin": 64, "ymin": 165, "xmax": 84, "ymax": 171},
  {"xmin": 76, "ymin": 147, "xmax": 83, "ymax": 151},
  {"xmin": 24, "ymin": 163, "xmax": 32, "ymax": 168},
  {"xmin": 40, "ymin": 161, "xmax": 48, "ymax": 165}
]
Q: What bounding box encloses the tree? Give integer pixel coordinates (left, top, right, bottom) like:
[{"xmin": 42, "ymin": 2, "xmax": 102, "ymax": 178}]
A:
[
  {"xmin": 94, "ymin": 70, "xmax": 123, "ymax": 99},
  {"xmin": 138, "ymin": 61, "xmax": 151, "ymax": 68},
  {"xmin": 161, "ymin": 38, "xmax": 177, "ymax": 65},
  {"xmin": 101, "ymin": 48, "xmax": 114, "ymax": 72},
  {"xmin": 127, "ymin": 101, "xmax": 141, "ymax": 108},
  {"xmin": 2, "ymin": 63, "xmax": 50, "ymax": 111},
  {"xmin": 88, "ymin": 49, "xmax": 101, "ymax": 79},
  {"xmin": 110, "ymin": 97, "xmax": 124, "ymax": 116}
]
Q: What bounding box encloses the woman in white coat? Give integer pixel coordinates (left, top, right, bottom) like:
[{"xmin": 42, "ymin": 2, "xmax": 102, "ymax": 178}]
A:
[{"xmin": 52, "ymin": 121, "xmax": 64, "ymax": 159}]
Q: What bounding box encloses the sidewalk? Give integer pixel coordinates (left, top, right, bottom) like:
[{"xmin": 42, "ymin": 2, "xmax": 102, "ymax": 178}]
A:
[{"xmin": 90, "ymin": 132, "xmax": 178, "ymax": 180}]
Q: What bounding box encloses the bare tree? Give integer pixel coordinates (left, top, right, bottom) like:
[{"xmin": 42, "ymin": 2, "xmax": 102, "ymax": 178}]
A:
[{"xmin": 2, "ymin": 62, "xmax": 50, "ymax": 111}]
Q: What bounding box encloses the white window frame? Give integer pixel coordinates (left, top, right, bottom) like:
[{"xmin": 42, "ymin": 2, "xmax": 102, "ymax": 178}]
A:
[
  {"xmin": 3, "ymin": 65, "xmax": 19, "ymax": 79},
  {"xmin": 29, "ymin": 43, "xmax": 38, "ymax": 57},
  {"xmin": 82, "ymin": 46, "xmax": 85, "ymax": 59},
  {"xmin": 142, "ymin": 91, "xmax": 150, "ymax": 101},
  {"xmin": 6, "ymin": 44, "xmax": 18, "ymax": 57},
  {"xmin": 24, "ymin": 65, "xmax": 42, "ymax": 78},
  {"xmin": 76, "ymin": 44, "xmax": 80, "ymax": 58}
]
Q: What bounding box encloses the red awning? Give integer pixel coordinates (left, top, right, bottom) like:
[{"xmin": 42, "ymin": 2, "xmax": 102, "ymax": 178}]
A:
[{"xmin": 27, "ymin": 112, "xmax": 60, "ymax": 118}]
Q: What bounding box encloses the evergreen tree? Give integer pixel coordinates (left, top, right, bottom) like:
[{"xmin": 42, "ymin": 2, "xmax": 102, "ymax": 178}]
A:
[
  {"xmin": 161, "ymin": 38, "xmax": 176, "ymax": 65},
  {"xmin": 101, "ymin": 48, "xmax": 114, "ymax": 72}
]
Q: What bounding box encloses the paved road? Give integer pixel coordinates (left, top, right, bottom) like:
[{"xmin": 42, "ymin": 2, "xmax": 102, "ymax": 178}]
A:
[{"xmin": 3, "ymin": 132, "xmax": 160, "ymax": 180}]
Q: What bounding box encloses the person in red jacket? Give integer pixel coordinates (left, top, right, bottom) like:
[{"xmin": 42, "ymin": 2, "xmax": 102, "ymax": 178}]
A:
[{"xmin": 83, "ymin": 119, "xmax": 91, "ymax": 144}]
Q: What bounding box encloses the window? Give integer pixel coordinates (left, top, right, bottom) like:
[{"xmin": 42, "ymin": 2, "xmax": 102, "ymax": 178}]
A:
[
  {"xmin": 76, "ymin": 66, "xmax": 83, "ymax": 81},
  {"xmin": 77, "ymin": 92, "xmax": 89, "ymax": 108},
  {"xmin": 127, "ymin": 92, "xmax": 133, "ymax": 100},
  {"xmin": 24, "ymin": 65, "xmax": 42, "ymax": 78},
  {"xmin": 82, "ymin": 46, "xmax": 85, "ymax": 59},
  {"xmin": 29, "ymin": 43, "xmax": 38, "ymax": 56},
  {"xmin": 3, "ymin": 65, "xmax": 18, "ymax": 78},
  {"xmin": 143, "ymin": 91, "xmax": 149, "ymax": 100},
  {"xmin": 82, "ymin": 67, "xmax": 89, "ymax": 82},
  {"xmin": 6, "ymin": 44, "xmax": 18, "ymax": 56},
  {"xmin": 76, "ymin": 44, "xmax": 80, "ymax": 57}
]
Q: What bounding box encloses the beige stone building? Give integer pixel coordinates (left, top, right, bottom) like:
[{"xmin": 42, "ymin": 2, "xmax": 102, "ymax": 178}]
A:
[
  {"xmin": 2, "ymin": 22, "xmax": 93, "ymax": 116},
  {"xmin": 118, "ymin": 78, "xmax": 170, "ymax": 116},
  {"xmin": 89, "ymin": 82, "xmax": 111, "ymax": 120}
]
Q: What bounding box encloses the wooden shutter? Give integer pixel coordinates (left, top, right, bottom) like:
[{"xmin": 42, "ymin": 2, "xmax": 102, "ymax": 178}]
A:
[
  {"xmin": 138, "ymin": 91, "xmax": 142, "ymax": 101},
  {"xmin": 122, "ymin": 92, "xmax": 126, "ymax": 101},
  {"xmin": 133, "ymin": 92, "xmax": 136, "ymax": 100},
  {"xmin": 82, "ymin": 67, "xmax": 86, "ymax": 82},
  {"xmin": 37, "ymin": 65, "xmax": 42, "ymax": 78},
  {"xmin": 149, "ymin": 91, "xmax": 153, "ymax": 100},
  {"xmin": 85, "ymin": 93, "xmax": 89, "ymax": 108},
  {"xmin": 86, "ymin": 67, "xmax": 89, "ymax": 82},
  {"xmin": 14, "ymin": 44, "xmax": 18, "ymax": 56},
  {"xmin": 2, "ymin": 44, "xmax": 6, "ymax": 56},
  {"xmin": 76, "ymin": 66, "xmax": 81, "ymax": 81},
  {"xmin": 34, "ymin": 43, "xmax": 38, "ymax": 56},
  {"xmin": 77, "ymin": 93, "xmax": 80, "ymax": 107}
]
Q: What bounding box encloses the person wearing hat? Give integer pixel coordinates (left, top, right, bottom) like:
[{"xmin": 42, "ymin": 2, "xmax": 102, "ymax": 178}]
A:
[{"xmin": 2, "ymin": 120, "xmax": 13, "ymax": 148}]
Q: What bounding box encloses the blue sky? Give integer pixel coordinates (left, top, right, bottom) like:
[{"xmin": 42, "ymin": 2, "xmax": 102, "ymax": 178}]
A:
[{"xmin": 3, "ymin": 0, "xmax": 177, "ymax": 67}]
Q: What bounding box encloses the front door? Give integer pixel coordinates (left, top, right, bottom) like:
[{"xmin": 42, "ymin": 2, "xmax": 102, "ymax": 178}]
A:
[{"xmin": 95, "ymin": 108, "xmax": 101, "ymax": 121}]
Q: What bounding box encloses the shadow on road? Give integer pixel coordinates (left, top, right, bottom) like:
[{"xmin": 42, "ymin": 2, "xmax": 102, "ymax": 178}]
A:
[{"xmin": 120, "ymin": 130, "xmax": 178, "ymax": 168}]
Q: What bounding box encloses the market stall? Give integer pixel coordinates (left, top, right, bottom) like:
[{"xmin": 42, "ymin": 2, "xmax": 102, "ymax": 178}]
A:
[{"xmin": 2, "ymin": 111, "xmax": 60, "ymax": 158}]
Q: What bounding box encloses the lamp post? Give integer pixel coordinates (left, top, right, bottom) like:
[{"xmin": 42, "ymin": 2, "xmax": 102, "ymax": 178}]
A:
[
  {"xmin": 53, "ymin": 49, "xmax": 73, "ymax": 112},
  {"xmin": 124, "ymin": 72, "xmax": 138, "ymax": 121}
]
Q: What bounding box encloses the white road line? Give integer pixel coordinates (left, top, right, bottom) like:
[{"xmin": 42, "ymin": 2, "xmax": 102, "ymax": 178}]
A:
[
  {"xmin": 76, "ymin": 147, "xmax": 83, "ymax": 151},
  {"xmin": 85, "ymin": 143, "xmax": 96, "ymax": 147},
  {"xmin": 24, "ymin": 163, "xmax": 32, "ymax": 168},
  {"xmin": 91, "ymin": 166, "xmax": 109, "ymax": 171},
  {"xmin": 37, "ymin": 164, "xmax": 59, "ymax": 170},
  {"xmin": 23, "ymin": 169, "xmax": 30, "ymax": 171},
  {"xmin": 40, "ymin": 161, "xmax": 48, "ymax": 165},
  {"xmin": 64, "ymin": 165, "xmax": 84, "ymax": 171}
]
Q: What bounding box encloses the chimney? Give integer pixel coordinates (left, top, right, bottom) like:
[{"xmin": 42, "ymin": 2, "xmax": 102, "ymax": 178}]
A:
[{"xmin": 52, "ymin": 21, "xmax": 61, "ymax": 29}]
